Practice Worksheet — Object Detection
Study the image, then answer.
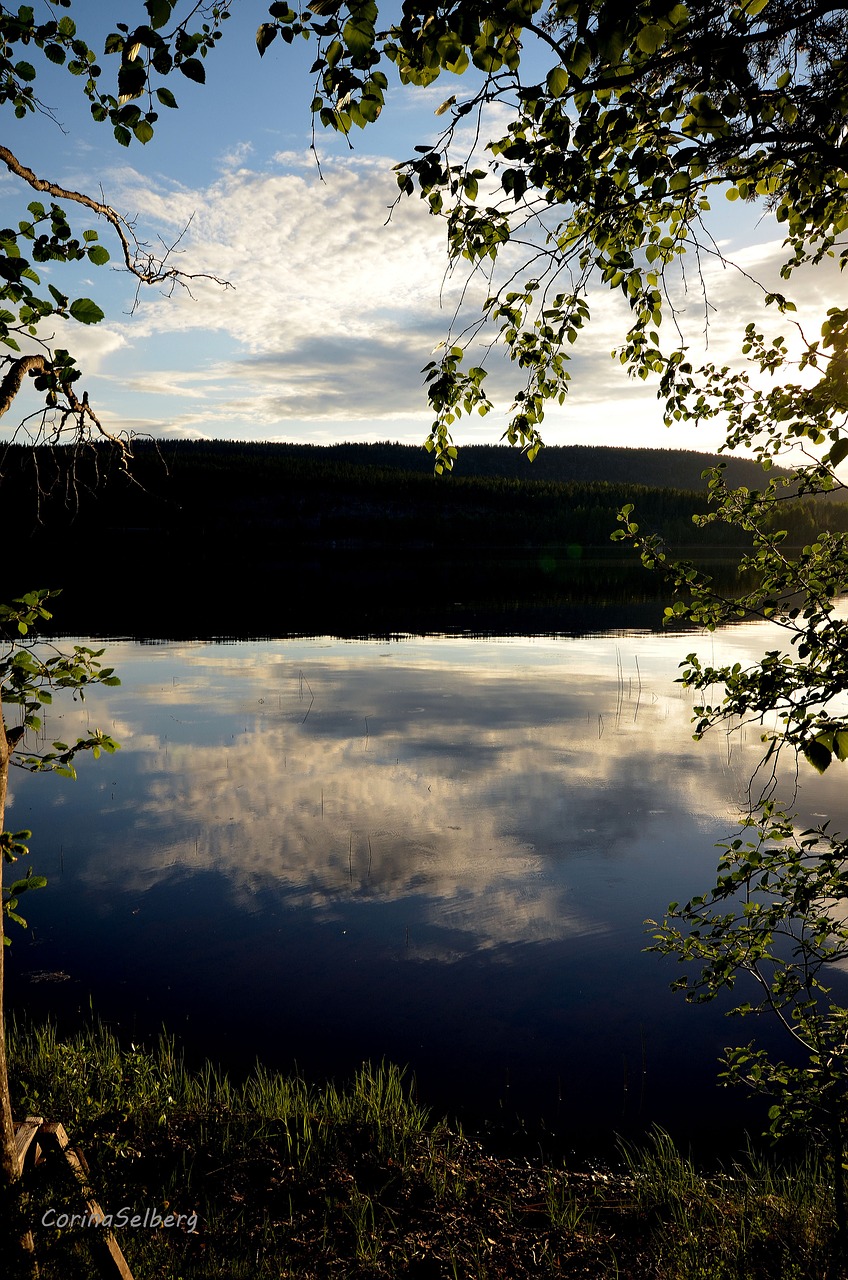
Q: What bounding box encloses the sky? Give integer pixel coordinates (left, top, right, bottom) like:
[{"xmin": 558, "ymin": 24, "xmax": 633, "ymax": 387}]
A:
[{"xmin": 1, "ymin": 0, "xmax": 844, "ymax": 459}]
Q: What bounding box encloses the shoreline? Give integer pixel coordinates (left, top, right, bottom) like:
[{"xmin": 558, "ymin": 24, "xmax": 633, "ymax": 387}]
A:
[{"xmin": 2, "ymin": 1018, "xmax": 840, "ymax": 1279}]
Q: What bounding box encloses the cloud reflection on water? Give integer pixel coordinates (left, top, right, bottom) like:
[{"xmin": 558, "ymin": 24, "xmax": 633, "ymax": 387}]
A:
[{"xmin": 16, "ymin": 627, "xmax": 847, "ymax": 966}]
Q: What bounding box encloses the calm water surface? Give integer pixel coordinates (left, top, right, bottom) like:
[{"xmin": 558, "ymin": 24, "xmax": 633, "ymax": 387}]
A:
[{"xmin": 8, "ymin": 623, "xmax": 848, "ymax": 1153}]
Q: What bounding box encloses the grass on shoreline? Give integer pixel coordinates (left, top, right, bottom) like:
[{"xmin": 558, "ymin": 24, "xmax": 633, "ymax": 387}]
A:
[{"xmin": 1, "ymin": 1020, "xmax": 843, "ymax": 1278}]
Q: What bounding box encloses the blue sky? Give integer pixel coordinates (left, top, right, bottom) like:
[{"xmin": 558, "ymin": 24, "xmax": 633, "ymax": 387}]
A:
[{"xmin": 1, "ymin": 1, "xmax": 842, "ymax": 457}]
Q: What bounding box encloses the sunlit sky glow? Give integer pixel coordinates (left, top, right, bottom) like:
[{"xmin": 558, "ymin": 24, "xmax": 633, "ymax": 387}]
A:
[{"xmin": 1, "ymin": 1, "xmax": 843, "ymax": 458}]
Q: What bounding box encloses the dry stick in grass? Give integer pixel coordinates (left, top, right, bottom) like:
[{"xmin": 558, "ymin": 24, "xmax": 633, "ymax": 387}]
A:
[
  {"xmin": 12, "ymin": 1115, "xmax": 41, "ymax": 1264},
  {"xmin": 38, "ymin": 1121, "xmax": 135, "ymax": 1280}
]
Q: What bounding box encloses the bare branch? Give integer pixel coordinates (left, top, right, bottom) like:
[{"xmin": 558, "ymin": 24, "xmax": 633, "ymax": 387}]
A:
[
  {"xmin": 0, "ymin": 353, "xmax": 132, "ymax": 471},
  {"xmin": 0, "ymin": 143, "xmax": 231, "ymax": 291}
]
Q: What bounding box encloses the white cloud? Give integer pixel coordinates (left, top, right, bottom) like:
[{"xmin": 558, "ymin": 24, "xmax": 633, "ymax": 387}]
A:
[
  {"xmin": 32, "ymin": 624, "xmax": 848, "ymax": 954},
  {"xmin": 61, "ymin": 151, "xmax": 491, "ymax": 434},
  {"xmin": 13, "ymin": 146, "xmax": 841, "ymax": 454},
  {"xmin": 109, "ymin": 153, "xmax": 453, "ymax": 344},
  {"xmin": 47, "ymin": 319, "xmax": 128, "ymax": 371}
]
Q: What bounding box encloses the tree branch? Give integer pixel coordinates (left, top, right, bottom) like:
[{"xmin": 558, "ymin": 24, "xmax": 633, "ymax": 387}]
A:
[
  {"xmin": 0, "ymin": 354, "xmax": 131, "ymax": 464},
  {"xmin": 0, "ymin": 143, "xmax": 231, "ymax": 290},
  {"xmin": 0, "ymin": 355, "xmax": 48, "ymax": 421}
]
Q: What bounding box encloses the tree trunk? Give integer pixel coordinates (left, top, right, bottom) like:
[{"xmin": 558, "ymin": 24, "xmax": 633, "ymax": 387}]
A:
[{"xmin": 0, "ymin": 691, "xmax": 20, "ymax": 1187}]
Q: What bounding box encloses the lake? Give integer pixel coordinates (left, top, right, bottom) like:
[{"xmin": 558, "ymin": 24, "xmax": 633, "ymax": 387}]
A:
[{"xmin": 7, "ymin": 618, "xmax": 848, "ymax": 1156}]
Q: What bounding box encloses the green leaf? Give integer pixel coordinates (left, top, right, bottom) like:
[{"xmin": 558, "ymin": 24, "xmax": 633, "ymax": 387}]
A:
[
  {"xmin": 546, "ymin": 66, "xmax": 568, "ymax": 97},
  {"xmin": 827, "ymin": 437, "xmax": 848, "ymax": 467},
  {"xmin": 145, "ymin": 0, "xmax": 173, "ymax": 29},
  {"xmin": 342, "ymin": 17, "xmax": 373, "ymax": 60},
  {"xmin": 636, "ymin": 24, "xmax": 665, "ymax": 55},
  {"xmin": 87, "ymin": 246, "xmax": 110, "ymax": 266},
  {"xmin": 325, "ymin": 37, "xmax": 343, "ymax": 68},
  {"xmin": 133, "ymin": 119, "xmax": 154, "ymax": 144},
  {"xmin": 566, "ymin": 41, "xmax": 589, "ymax": 78},
  {"xmin": 152, "ymin": 47, "xmax": 173, "ymax": 76},
  {"xmin": 179, "ymin": 57, "xmax": 205, "ymax": 84},
  {"xmin": 834, "ymin": 731, "xmax": 848, "ymax": 762},
  {"xmin": 8, "ymin": 875, "xmax": 47, "ymax": 895},
  {"xmin": 803, "ymin": 739, "xmax": 832, "ymax": 774},
  {"xmin": 256, "ymin": 23, "xmax": 278, "ymax": 56},
  {"xmin": 156, "ymin": 86, "xmax": 178, "ymax": 109},
  {"xmin": 69, "ymin": 298, "xmax": 105, "ymax": 325},
  {"xmin": 118, "ymin": 61, "xmax": 145, "ymax": 101},
  {"xmin": 359, "ymin": 93, "xmax": 382, "ymax": 123},
  {"xmin": 444, "ymin": 48, "xmax": 469, "ymax": 74}
]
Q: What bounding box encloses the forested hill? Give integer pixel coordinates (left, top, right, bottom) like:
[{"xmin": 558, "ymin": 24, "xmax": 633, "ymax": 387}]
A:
[
  {"xmin": 142, "ymin": 440, "xmax": 798, "ymax": 491},
  {"xmin": 442, "ymin": 443, "xmax": 790, "ymax": 489},
  {"xmin": 3, "ymin": 439, "xmax": 844, "ymax": 555},
  {"xmin": 283, "ymin": 441, "xmax": 798, "ymax": 490},
  {"xmin": 0, "ymin": 439, "xmax": 805, "ymax": 507},
  {"xmin": 5, "ymin": 439, "xmax": 847, "ymax": 636}
]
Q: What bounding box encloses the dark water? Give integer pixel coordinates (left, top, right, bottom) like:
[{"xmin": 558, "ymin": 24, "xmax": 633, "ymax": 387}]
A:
[{"xmin": 7, "ymin": 623, "xmax": 848, "ymax": 1157}]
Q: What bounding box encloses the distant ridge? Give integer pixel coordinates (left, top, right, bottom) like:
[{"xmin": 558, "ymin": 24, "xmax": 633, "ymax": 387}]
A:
[
  {"xmin": 0, "ymin": 437, "xmax": 801, "ymax": 492},
  {"xmin": 4, "ymin": 439, "xmax": 846, "ymax": 637},
  {"xmin": 205, "ymin": 441, "xmax": 796, "ymax": 492},
  {"xmin": 439, "ymin": 443, "xmax": 796, "ymax": 490}
]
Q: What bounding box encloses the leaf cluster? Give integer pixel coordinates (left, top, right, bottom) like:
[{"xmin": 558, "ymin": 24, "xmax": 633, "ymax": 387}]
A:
[
  {"xmin": 1, "ymin": 590, "xmax": 121, "ymax": 943},
  {"xmin": 1, "ymin": 590, "xmax": 120, "ymax": 779},
  {"xmin": 291, "ymin": 0, "xmax": 848, "ymax": 464},
  {"xmin": 1, "ymin": 2, "xmax": 231, "ymax": 147},
  {"xmin": 0, "ymin": 2, "xmax": 235, "ymax": 442},
  {"xmin": 648, "ymin": 802, "xmax": 848, "ymax": 1144},
  {"xmin": 613, "ymin": 449, "xmax": 848, "ymax": 772},
  {"xmin": 0, "ymin": 198, "xmax": 104, "ymax": 365}
]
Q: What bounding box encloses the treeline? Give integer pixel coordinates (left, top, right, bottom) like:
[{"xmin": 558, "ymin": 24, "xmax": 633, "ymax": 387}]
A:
[
  {"xmin": 5, "ymin": 439, "xmax": 846, "ymax": 553},
  {"xmin": 85, "ymin": 438, "xmax": 799, "ymax": 490},
  {"xmin": 6, "ymin": 440, "xmax": 848, "ymax": 550},
  {"xmin": 4, "ymin": 440, "xmax": 847, "ymax": 637},
  {"xmin": 233, "ymin": 439, "xmax": 802, "ymax": 491}
]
